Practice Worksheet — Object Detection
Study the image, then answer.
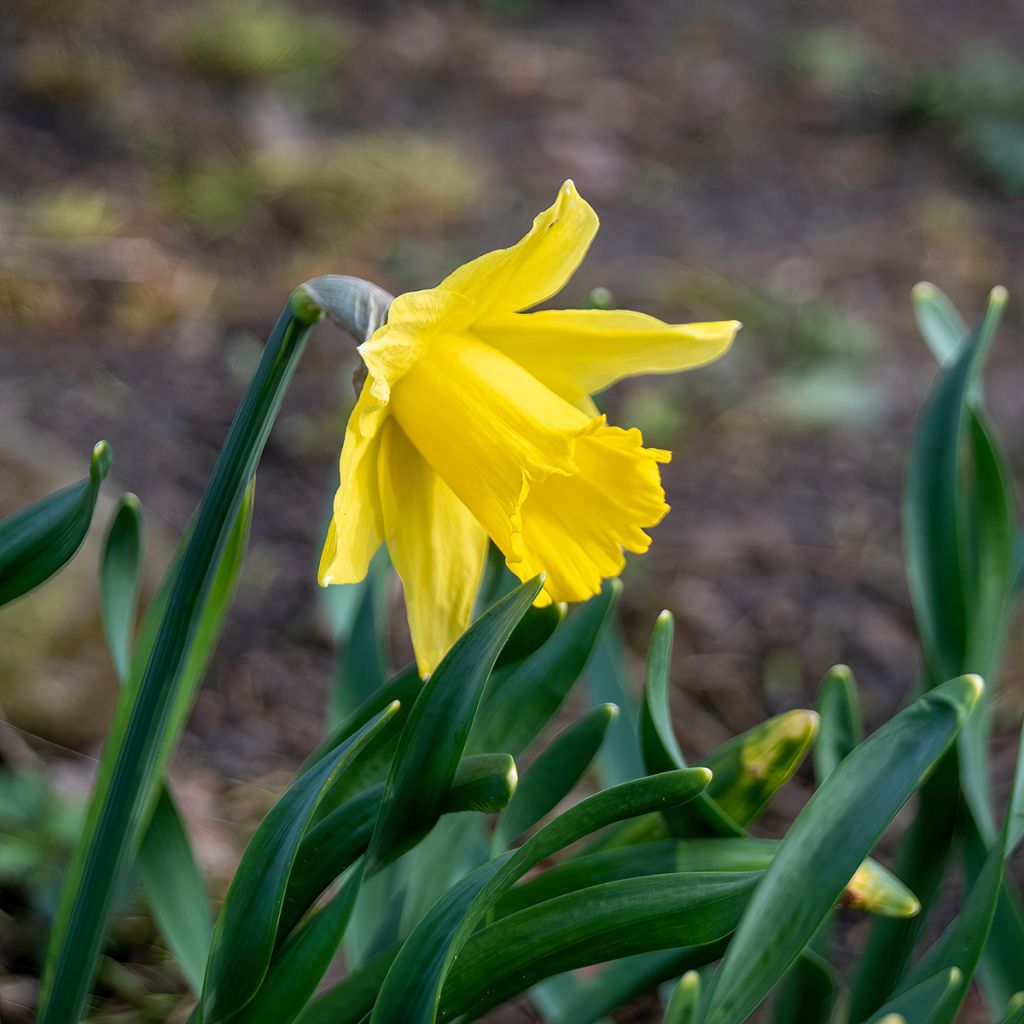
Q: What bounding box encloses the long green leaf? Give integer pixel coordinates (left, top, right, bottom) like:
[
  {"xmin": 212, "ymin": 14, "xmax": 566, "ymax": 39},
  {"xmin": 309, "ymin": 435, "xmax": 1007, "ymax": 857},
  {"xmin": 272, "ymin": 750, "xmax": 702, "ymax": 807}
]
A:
[
  {"xmin": 911, "ymin": 282, "xmax": 969, "ymax": 366},
  {"xmin": 100, "ymin": 493, "xmax": 143, "ymax": 682},
  {"xmin": 639, "ymin": 611, "xmax": 743, "ymax": 838},
  {"xmin": 240, "ymin": 864, "xmax": 365, "ymax": 1024},
  {"xmin": 472, "ymin": 582, "xmax": 617, "ymax": 757},
  {"xmin": 439, "ymin": 872, "xmax": 757, "ymax": 1020},
  {"xmin": 585, "ymin": 620, "xmax": 645, "ymax": 786},
  {"xmin": 497, "ymin": 838, "xmax": 916, "ymax": 921},
  {"xmin": 891, "ymin": 835, "xmax": 1004, "ymax": 1024},
  {"xmin": 328, "ymin": 552, "xmax": 390, "ymax": 730},
  {"xmin": 702, "ymin": 674, "xmax": 981, "ymax": 1024},
  {"xmin": 137, "ymin": 787, "xmax": 211, "ymax": 992},
  {"xmin": 367, "ymin": 578, "xmax": 541, "ymax": 869},
  {"xmin": 97, "ymin": 493, "xmax": 213, "ymax": 992},
  {"xmin": 850, "ymin": 755, "xmax": 960, "ymax": 1020},
  {"xmin": 295, "ymin": 945, "xmax": 398, "ymax": 1024},
  {"xmin": 494, "ymin": 703, "xmax": 616, "ymax": 847},
  {"xmin": 814, "ymin": 664, "xmax": 862, "ymax": 784},
  {"xmin": 866, "ymin": 968, "xmax": 962, "ymax": 1024},
  {"xmin": 552, "ymin": 949, "xmax": 727, "ymax": 1024},
  {"xmin": 372, "ymin": 768, "xmax": 712, "ymax": 1024},
  {"xmin": 41, "ymin": 469, "xmax": 258, "ymax": 1024},
  {"xmin": 0, "ymin": 440, "xmax": 110, "ymax": 606},
  {"xmin": 771, "ymin": 950, "xmax": 839, "ymax": 1024},
  {"xmin": 202, "ymin": 701, "xmax": 399, "ymax": 1022}
]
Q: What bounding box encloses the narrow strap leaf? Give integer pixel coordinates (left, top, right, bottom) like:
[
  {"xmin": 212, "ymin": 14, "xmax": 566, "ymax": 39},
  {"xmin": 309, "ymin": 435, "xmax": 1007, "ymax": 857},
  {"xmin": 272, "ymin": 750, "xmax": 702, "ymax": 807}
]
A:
[
  {"xmin": 0, "ymin": 440, "xmax": 110, "ymax": 606},
  {"xmin": 702, "ymin": 675, "xmax": 981, "ymax": 1024}
]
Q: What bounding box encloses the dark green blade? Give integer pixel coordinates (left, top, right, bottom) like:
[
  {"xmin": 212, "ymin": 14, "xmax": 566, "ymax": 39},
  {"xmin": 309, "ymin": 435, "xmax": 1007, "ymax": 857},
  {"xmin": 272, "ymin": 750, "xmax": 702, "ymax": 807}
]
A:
[
  {"xmin": 0, "ymin": 440, "xmax": 110, "ymax": 606},
  {"xmin": 702, "ymin": 675, "xmax": 980, "ymax": 1024}
]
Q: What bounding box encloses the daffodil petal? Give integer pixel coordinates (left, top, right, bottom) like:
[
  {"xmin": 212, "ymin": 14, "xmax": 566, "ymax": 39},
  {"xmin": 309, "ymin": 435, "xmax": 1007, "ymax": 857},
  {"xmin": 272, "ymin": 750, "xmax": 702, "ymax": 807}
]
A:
[
  {"xmin": 508, "ymin": 424, "xmax": 671, "ymax": 603},
  {"xmin": 377, "ymin": 417, "xmax": 489, "ymax": 676},
  {"xmin": 318, "ymin": 381, "xmax": 387, "ymax": 586},
  {"xmin": 475, "ymin": 309, "xmax": 741, "ymax": 406},
  {"xmin": 388, "ymin": 330, "xmax": 598, "ymax": 561},
  {"xmin": 438, "ymin": 180, "xmax": 598, "ymax": 318}
]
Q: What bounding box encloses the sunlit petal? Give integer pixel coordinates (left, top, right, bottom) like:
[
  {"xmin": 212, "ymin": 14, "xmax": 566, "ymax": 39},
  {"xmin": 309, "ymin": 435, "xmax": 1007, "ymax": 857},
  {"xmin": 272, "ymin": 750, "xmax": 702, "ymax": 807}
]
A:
[
  {"xmin": 438, "ymin": 180, "xmax": 598, "ymax": 318},
  {"xmin": 318, "ymin": 380, "xmax": 387, "ymax": 586},
  {"xmin": 377, "ymin": 417, "xmax": 489, "ymax": 676},
  {"xmin": 476, "ymin": 309, "xmax": 740, "ymax": 407}
]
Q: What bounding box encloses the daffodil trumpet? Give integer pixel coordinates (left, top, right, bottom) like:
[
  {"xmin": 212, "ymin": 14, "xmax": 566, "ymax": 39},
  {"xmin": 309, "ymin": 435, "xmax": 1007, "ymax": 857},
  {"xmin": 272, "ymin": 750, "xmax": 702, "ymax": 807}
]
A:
[{"xmin": 315, "ymin": 181, "xmax": 740, "ymax": 676}]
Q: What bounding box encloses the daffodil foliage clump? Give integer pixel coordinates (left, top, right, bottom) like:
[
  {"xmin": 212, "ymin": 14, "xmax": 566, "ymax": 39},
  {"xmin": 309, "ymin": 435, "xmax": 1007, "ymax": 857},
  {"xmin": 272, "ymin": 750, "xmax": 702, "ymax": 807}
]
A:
[{"xmin": 4, "ymin": 184, "xmax": 1021, "ymax": 1024}]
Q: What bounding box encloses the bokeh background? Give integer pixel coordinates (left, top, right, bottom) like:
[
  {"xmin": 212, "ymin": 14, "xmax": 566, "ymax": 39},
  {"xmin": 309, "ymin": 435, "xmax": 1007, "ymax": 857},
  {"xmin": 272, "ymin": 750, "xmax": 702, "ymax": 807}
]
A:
[{"xmin": 2, "ymin": 0, "xmax": 1023, "ymax": 1020}]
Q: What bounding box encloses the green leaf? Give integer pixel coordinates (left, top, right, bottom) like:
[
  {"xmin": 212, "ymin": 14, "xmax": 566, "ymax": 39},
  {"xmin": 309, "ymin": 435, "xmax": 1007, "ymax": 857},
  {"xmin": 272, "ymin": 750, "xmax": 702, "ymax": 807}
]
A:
[
  {"xmin": 702, "ymin": 674, "xmax": 981, "ymax": 1024},
  {"xmin": 496, "ymin": 601, "xmax": 564, "ymax": 668},
  {"xmin": 552, "ymin": 949, "xmax": 727, "ymax": 1024},
  {"xmin": 137, "ymin": 787, "xmax": 211, "ymax": 993},
  {"xmin": 911, "ymin": 282, "xmax": 969, "ymax": 366},
  {"xmin": 0, "ymin": 440, "xmax": 110, "ymax": 607},
  {"xmin": 890, "ymin": 834, "xmax": 1004, "ymax": 1024},
  {"xmin": 202, "ymin": 701, "xmax": 399, "ymax": 1022},
  {"xmin": 639, "ymin": 611, "xmax": 744, "ymax": 838},
  {"xmin": 277, "ymin": 752, "xmax": 514, "ymax": 949},
  {"xmin": 303, "ymin": 665, "xmax": 420, "ymax": 813},
  {"xmin": 438, "ymin": 871, "xmax": 757, "ymax": 1021},
  {"xmin": 100, "ymin": 493, "xmax": 144, "ymax": 683},
  {"xmin": 865, "ymin": 967, "xmax": 962, "ymax": 1024},
  {"xmin": 239, "ymin": 864, "xmax": 365, "ymax": 1024},
  {"xmin": 814, "ymin": 665, "xmax": 862, "ymax": 784},
  {"xmin": 41, "ymin": 474, "xmax": 258, "ymax": 1024},
  {"xmin": 327, "ymin": 551, "xmax": 390, "ymax": 730},
  {"xmin": 371, "ymin": 768, "xmax": 712, "ymax": 1024},
  {"xmin": 703, "ymin": 708, "xmax": 818, "ymax": 827},
  {"xmin": 850, "ymin": 755, "xmax": 961, "ymax": 1021},
  {"xmin": 367, "ymin": 578, "xmax": 541, "ymax": 869},
  {"xmin": 496, "ymin": 839, "xmax": 916, "ymax": 922},
  {"xmin": 586, "ymin": 620, "xmax": 646, "ymax": 786},
  {"xmin": 278, "ymin": 785, "xmax": 381, "ymax": 942},
  {"xmin": 96, "ymin": 493, "xmax": 213, "ymax": 993},
  {"xmin": 664, "ymin": 970, "xmax": 701, "ymax": 1024},
  {"xmin": 295, "ymin": 946, "xmax": 398, "ymax": 1024},
  {"xmin": 494, "ymin": 703, "xmax": 616, "ymax": 847},
  {"xmin": 472, "ymin": 582, "xmax": 617, "ymax": 757},
  {"xmin": 771, "ymin": 950, "xmax": 839, "ymax": 1024}
]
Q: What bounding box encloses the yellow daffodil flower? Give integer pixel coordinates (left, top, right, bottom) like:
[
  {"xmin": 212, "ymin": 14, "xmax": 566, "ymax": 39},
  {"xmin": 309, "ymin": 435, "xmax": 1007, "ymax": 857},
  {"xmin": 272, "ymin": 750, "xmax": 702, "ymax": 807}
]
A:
[{"xmin": 320, "ymin": 181, "xmax": 739, "ymax": 676}]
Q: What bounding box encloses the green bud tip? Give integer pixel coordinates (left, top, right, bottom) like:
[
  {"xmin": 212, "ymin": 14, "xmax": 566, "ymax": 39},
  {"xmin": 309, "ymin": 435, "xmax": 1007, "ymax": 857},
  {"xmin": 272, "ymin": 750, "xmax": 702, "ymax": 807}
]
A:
[
  {"xmin": 696, "ymin": 766, "xmax": 713, "ymax": 786},
  {"xmin": 609, "ymin": 578, "xmax": 624, "ymax": 597},
  {"xmin": 911, "ymin": 281, "xmax": 937, "ymax": 302},
  {"xmin": 964, "ymin": 673, "xmax": 985, "ymax": 700},
  {"xmin": 787, "ymin": 708, "xmax": 820, "ymax": 740},
  {"xmin": 599, "ymin": 702, "xmax": 620, "ymax": 722},
  {"xmin": 680, "ymin": 970, "xmax": 700, "ymax": 990},
  {"xmin": 119, "ymin": 492, "xmax": 141, "ymax": 512},
  {"xmin": 90, "ymin": 440, "xmax": 112, "ymax": 482},
  {"xmin": 878, "ymin": 1016, "xmax": 907, "ymax": 1024},
  {"xmin": 506, "ymin": 758, "xmax": 519, "ymax": 793},
  {"xmin": 290, "ymin": 284, "xmax": 326, "ymax": 326},
  {"xmin": 989, "ymin": 284, "xmax": 1009, "ymax": 308},
  {"xmin": 657, "ymin": 608, "xmax": 674, "ymax": 624}
]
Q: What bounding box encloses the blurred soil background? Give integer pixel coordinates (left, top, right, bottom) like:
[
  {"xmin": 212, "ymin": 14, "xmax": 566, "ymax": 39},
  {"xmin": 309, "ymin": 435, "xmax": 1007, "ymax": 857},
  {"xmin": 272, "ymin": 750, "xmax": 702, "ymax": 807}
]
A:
[{"xmin": 1, "ymin": 0, "xmax": 1024, "ymax": 1020}]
